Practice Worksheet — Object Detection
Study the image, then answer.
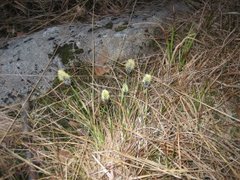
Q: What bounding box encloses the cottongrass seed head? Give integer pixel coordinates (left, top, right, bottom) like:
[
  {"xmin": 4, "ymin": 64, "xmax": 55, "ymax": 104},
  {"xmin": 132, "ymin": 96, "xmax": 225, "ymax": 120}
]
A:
[
  {"xmin": 125, "ymin": 59, "xmax": 135, "ymax": 74},
  {"xmin": 142, "ymin": 74, "xmax": 152, "ymax": 88},
  {"xmin": 121, "ymin": 83, "xmax": 129, "ymax": 95},
  {"xmin": 58, "ymin": 69, "xmax": 71, "ymax": 85},
  {"xmin": 101, "ymin": 89, "xmax": 110, "ymax": 102}
]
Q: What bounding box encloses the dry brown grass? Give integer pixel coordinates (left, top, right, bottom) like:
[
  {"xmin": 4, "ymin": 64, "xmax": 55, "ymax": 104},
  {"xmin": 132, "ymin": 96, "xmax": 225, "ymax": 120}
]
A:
[
  {"xmin": 0, "ymin": 0, "xmax": 240, "ymax": 179},
  {"xmin": 0, "ymin": 0, "xmax": 139, "ymax": 39}
]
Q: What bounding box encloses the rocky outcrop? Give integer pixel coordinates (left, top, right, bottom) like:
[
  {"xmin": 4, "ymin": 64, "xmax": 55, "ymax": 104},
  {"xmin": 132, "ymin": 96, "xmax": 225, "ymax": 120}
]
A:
[{"xmin": 0, "ymin": 0, "xmax": 189, "ymax": 106}]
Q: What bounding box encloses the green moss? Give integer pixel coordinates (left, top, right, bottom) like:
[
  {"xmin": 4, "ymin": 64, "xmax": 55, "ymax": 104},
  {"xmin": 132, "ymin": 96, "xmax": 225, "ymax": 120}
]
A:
[
  {"xmin": 114, "ymin": 21, "xmax": 128, "ymax": 32},
  {"xmin": 76, "ymin": 48, "xmax": 84, "ymax": 54},
  {"xmin": 114, "ymin": 25, "xmax": 128, "ymax": 32},
  {"xmin": 55, "ymin": 43, "xmax": 84, "ymax": 65},
  {"xmin": 104, "ymin": 22, "xmax": 113, "ymax": 29}
]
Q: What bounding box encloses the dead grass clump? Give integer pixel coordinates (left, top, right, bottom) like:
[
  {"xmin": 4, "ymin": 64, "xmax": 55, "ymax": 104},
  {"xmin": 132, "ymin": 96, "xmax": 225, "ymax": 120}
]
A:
[
  {"xmin": 0, "ymin": 0, "xmax": 142, "ymax": 38},
  {"xmin": 0, "ymin": 0, "xmax": 89, "ymax": 38}
]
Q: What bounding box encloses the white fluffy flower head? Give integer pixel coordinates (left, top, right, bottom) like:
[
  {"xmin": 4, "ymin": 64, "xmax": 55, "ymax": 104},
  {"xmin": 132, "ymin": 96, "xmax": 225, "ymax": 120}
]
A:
[
  {"xmin": 125, "ymin": 59, "xmax": 135, "ymax": 74},
  {"xmin": 58, "ymin": 69, "xmax": 71, "ymax": 85},
  {"xmin": 142, "ymin": 74, "xmax": 152, "ymax": 88},
  {"xmin": 121, "ymin": 83, "xmax": 129, "ymax": 94},
  {"xmin": 101, "ymin": 89, "xmax": 110, "ymax": 102}
]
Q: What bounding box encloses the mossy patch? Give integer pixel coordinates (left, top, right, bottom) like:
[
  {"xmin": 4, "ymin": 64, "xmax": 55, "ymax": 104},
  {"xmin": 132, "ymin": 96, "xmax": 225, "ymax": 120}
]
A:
[
  {"xmin": 104, "ymin": 22, "xmax": 113, "ymax": 29},
  {"xmin": 114, "ymin": 25, "xmax": 127, "ymax": 32},
  {"xmin": 55, "ymin": 43, "xmax": 84, "ymax": 65},
  {"xmin": 114, "ymin": 21, "xmax": 128, "ymax": 32}
]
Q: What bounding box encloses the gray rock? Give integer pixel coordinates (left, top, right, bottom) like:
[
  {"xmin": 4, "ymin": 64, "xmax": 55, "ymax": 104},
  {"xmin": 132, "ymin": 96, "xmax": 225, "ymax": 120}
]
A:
[{"xmin": 0, "ymin": 0, "xmax": 189, "ymax": 106}]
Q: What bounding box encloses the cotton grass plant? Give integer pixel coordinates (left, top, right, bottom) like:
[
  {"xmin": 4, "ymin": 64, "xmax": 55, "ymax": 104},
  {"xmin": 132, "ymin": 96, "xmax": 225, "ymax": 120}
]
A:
[
  {"xmin": 57, "ymin": 69, "xmax": 71, "ymax": 85},
  {"xmin": 125, "ymin": 58, "xmax": 135, "ymax": 74},
  {"xmin": 23, "ymin": 46, "xmax": 239, "ymax": 179},
  {"xmin": 101, "ymin": 89, "xmax": 110, "ymax": 103},
  {"xmin": 142, "ymin": 74, "xmax": 152, "ymax": 88},
  {"xmin": 1, "ymin": 1, "xmax": 240, "ymax": 179}
]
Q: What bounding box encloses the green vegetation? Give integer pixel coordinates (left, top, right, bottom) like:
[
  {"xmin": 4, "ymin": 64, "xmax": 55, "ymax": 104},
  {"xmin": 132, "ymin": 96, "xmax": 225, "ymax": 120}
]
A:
[
  {"xmin": 166, "ymin": 26, "xmax": 196, "ymax": 71},
  {"xmin": 0, "ymin": 0, "xmax": 240, "ymax": 179},
  {"xmin": 55, "ymin": 44, "xmax": 84, "ymax": 65}
]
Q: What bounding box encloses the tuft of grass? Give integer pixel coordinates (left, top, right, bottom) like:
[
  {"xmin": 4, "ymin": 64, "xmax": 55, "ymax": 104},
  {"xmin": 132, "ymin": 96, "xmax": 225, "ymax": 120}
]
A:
[
  {"xmin": 178, "ymin": 27, "xmax": 196, "ymax": 71},
  {"xmin": 166, "ymin": 26, "xmax": 196, "ymax": 71},
  {"xmin": 166, "ymin": 26, "xmax": 176, "ymax": 63},
  {"xmin": 1, "ymin": 0, "xmax": 240, "ymax": 179}
]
